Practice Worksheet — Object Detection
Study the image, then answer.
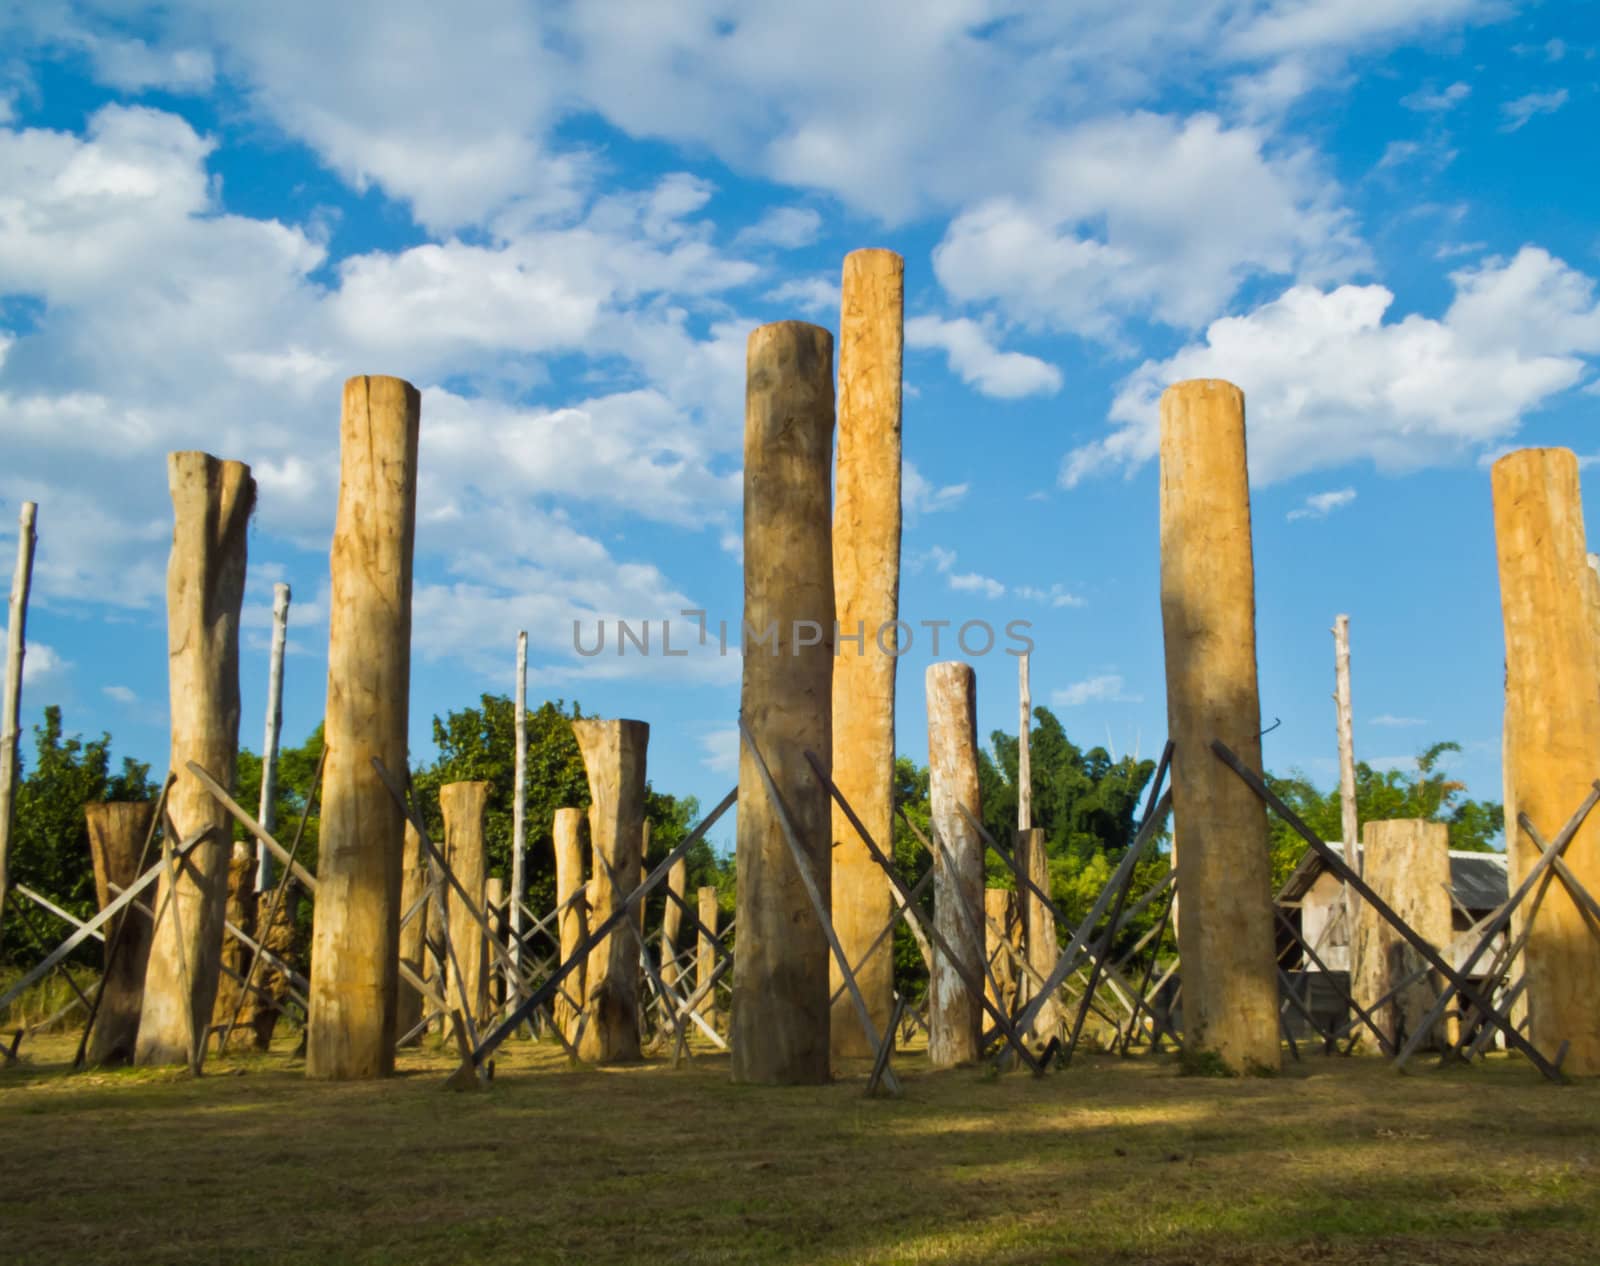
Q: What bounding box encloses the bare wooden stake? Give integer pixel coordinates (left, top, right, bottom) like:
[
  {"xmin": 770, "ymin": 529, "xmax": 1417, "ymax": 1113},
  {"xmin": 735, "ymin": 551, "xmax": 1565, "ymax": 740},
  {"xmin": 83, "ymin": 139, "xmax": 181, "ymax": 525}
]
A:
[
  {"xmin": 1018, "ymin": 650, "xmax": 1032, "ymax": 832},
  {"xmin": 511, "ymin": 631, "xmax": 528, "ymax": 996},
  {"xmin": 0, "ymin": 500, "xmax": 37, "ymax": 946}
]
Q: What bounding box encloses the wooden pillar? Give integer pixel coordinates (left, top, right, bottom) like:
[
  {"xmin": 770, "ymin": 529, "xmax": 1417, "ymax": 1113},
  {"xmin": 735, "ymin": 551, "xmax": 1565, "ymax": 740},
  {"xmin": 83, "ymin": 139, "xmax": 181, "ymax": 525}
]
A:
[
  {"xmin": 258, "ymin": 583, "xmax": 291, "ymax": 889},
  {"xmin": 1158, "ymin": 379, "xmax": 1280, "ymax": 1074},
  {"xmin": 0, "ymin": 500, "xmax": 37, "ymax": 945},
  {"xmin": 83, "ymin": 801, "xmax": 156, "ymax": 1065},
  {"xmin": 137, "ymin": 452, "xmax": 254, "ymax": 1066},
  {"xmin": 510, "ymin": 631, "xmax": 528, "ymax": 992},
  {"xmin": 1493, "ymin": 447, "xmax": 1600, "ymax": 1074},
  {"xmin": 1018, "ymin": 651, "xmax": 1032, "ymax": 831},
  {"xmin": 697, "ymin": 885, "xmax": 718, "ymax": 1019},
  {"xmin": 830, "ymin": 248, "xmax": 903, "ymax": 1061},
  {"xmin": 210, "ymin": 850, "xmax": 257, "ymax": 1047},
  {"xmin": 572, "ymin": 718, "xmax": 648, "ymax": 1064},
  {"xmin": 441, "ymin": 781, "xmax": 490, "ymax": 1030},
  {"xmin": 552, "ymin": 807, "xmax": 587, "ymax": 1040},
  {"xmin": 395, "ymin": 819, "xmax": 429, "ymax": 1044},
  {"xmin": 1351, "ymin": 819, "xmax": 1452, "ymax": 1050},
  {"xmin": 926, "ymin": 661, "xmax": 984, "ymax": 1067},
  {"xmin": 984, "ymin": 887, "xmax": 1020, "ymax": 1021},
  {"xmin": 485, "ymin": 874, "xmax": 505, "ymax": 1015},
  {"xmin": 306, "ymin": 375, "xmax": 419, "ymax": 1079},
  {"xmin": 1018, "ymin": 827, "xmax": 1057, "ymax": 1041},
  {"xmin": 660, "ymin": 856, "xmax": 687, "ymax": 991},
  {"xmin": 732, "ymin": 320, "xmax": 835, "ymax": 1085}
]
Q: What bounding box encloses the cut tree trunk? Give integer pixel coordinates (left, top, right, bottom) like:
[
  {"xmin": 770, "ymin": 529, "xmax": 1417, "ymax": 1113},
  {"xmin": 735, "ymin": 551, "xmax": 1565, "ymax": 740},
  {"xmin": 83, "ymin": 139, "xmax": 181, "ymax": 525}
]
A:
[
  {"xmin": 697, "ymin": 886, "xmax": 718, "ymax": 1020},
  {"xmin": 552, "ymin": 807, "xmax": 587, "ymax": 1041},
  {"xmin": 137, "ymin": 452, "xmax": 254, "ymax": 1067},
  {"xmin": 395, "ymin": 819, "xmax": 429, "ymax": 1044},
  {"xmin": 84, "ymin": 801, "xmax": 156, "ymax": 1065},
  {"xmin": 441, "ymin": 781, "xmax": 490, "ymax": 1030},
  {"xmin": 306, "ymin": 375, "xmax": 419, "ymax": 1080},
  {"xmin": 830, "ymin": 248, "xmax": 903, "ymax": 1061},
  {"xmin": 572, "ymin": 719, "xmax": 648, "ymax": 1064},
  {"xmin": 1158, "ymin": 379, "xmax": 1279, "ymax": 1074},
  {"xmin": 985, "ymin": 887, "xmax": 1021, "ymax": 1022},
  {"xmin": 732, "ymin": 321, "xmax": 835, "ymax": 1085},
  {"xmin": 660, "ymin": 856, "xmax": 687, "ymax": 992},
  {"xmin": 1493, "ymin": 447, "xmax": 1600, "ymax": 1074},
  {"xmin": 1018, "ymin": 827, "xmax": 1058, "ymax": 1043},
  {"xmin": 926, "ymin": 660, "xmax": 984, "ymax": 1067},
  {"xmin": 1351, "ymin": 819, "xmax": 1452, "ymax": 1051}
]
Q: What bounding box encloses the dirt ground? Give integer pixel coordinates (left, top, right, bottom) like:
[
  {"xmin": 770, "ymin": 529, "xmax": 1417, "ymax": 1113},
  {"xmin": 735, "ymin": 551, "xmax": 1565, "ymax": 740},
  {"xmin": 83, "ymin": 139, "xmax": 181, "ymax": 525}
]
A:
[{"xmin": 2, "ymin": 1032, "xmax": 1597, "ymax": 1266}]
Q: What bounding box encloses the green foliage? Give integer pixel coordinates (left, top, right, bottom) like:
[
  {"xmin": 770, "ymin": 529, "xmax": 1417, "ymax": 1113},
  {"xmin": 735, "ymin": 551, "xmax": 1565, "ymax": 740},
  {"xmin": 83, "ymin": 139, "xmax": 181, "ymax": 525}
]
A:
[
  {"xmin": 2, "ymin": 706, "xmax": 154, "ymax": 966},
  {"xmin": 1264, "ymin": 740, "xmax": 1504, "ymax": 890}
]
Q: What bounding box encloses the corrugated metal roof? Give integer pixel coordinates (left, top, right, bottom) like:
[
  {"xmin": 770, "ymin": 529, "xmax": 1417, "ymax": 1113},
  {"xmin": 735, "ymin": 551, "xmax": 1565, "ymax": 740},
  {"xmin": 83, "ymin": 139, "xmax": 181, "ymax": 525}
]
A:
[{"xmin": 1278, "ymin": 842, "xmax": 1507, "ymax": 912}]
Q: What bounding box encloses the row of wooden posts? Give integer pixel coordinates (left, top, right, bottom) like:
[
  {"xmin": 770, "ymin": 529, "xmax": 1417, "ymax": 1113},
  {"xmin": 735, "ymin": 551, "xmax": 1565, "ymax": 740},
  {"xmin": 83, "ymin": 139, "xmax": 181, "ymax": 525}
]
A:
[{"xmin": 3, "ymin": 245, "xmax": 1600, "ymax": 1084}]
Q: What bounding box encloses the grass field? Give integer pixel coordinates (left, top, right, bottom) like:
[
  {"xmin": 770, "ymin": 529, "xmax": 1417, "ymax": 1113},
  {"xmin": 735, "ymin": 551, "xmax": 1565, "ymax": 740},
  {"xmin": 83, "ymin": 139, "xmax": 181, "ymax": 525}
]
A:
[{"xmin": 2, "ymin": 1032, "xmax": 1597, "ymax": 1266}]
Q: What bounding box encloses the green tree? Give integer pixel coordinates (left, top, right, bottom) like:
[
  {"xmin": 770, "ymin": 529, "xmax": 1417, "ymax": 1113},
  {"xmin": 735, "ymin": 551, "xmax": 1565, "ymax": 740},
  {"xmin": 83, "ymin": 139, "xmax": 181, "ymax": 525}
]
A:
[{"xmin": 2, "ymin": 706, "xmax": 153, "ymax": 966}]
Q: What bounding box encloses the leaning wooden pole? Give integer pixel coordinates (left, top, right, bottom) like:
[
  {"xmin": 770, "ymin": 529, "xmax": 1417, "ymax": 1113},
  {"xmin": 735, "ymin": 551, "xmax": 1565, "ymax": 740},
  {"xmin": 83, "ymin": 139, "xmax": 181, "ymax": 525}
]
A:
[
  {"xmin": 0, "ymin": 500, "xmax": 38, "ymax": 944},
  {"xmin": 137, "ymin": 454, "xmax": 254, "ymax": 1067},
  {"xmin": 510, "ymin": 631, "xmax": 528, "ymax": 995},
  {"xmin": 84, "ymin": 801, "xmax": 157, "ymax": 1065},
  {"xmin": 829, "ymin": 248, "xmax": 903, "ymax": 1062},
  {"xmin": 572, "ymin": 719, "xmax": 648, "ymax": 1064},
  {"xmin": 1493, "ymin": 447, "xmax": 1600, "ymax": 1074},
  {"xmin": 732, "ymin": 320, "xmax": 835, "ymax": 1085},
  {"xmin": 926, "ymin": 661, "xmax": 984, "ymax": 1067},
  {"xmin": 306, "ymin": 376, "xmax": 419, "ymax": 1079},
  {"xmin": 1158, "ymin": 379, "xmax": 1279, "ymax": 1073}
]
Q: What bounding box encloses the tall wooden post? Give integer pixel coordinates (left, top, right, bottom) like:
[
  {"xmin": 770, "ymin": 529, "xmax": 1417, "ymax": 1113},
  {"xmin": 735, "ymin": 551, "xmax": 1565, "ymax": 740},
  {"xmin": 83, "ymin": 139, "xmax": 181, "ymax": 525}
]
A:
[
  {"xmin": 0, "ymin": 500, "xmax": 37, "ymax": 945},
  {"xmin": 84, "ymin": 801, "xmax": 156, "ymax": 1065},
  {"xmin": 830, "ymin": 248, "xmax": 903, "ymax": 1061},
  {"xmin": 441, "ymin": 781, "xmax": 490, "ymax": 1029},
  {"xmin": 396, "ymin": 820, "xmax": 429, "ymax": 1044},
  {"xmin": 660, "ymin": 856, "xmax": 687, "ymax": 991},
  {"xmin": 732, "ymin": 320, "xmax": 835, "ymax": 1085},
  {"xmin": 572, "ymin": 719, "xmax": 648, "ymax": 1064},
  {"xmin": 138, "ymin": 453, "xmax": 254, "ymax": 1067},
  {"xmin": 984, "ymin": 887, "xmax": 1020, "ymax": 1020},
  {"xmin": 1158, "ymin": 379, "xmax": 1279, "ymax": 1073},
  {"xmin": 258, "ymin": 583, "xmax": 291, "ymax": 889},
  {"xmin": 485, "ymin": 874, "xmax": 505, "ymax": 1015},
  {"xmin": 510, "ymin": 631, "xmax": 528, "ymax": 996},
  {"xmin": 1351, "ymin": 819, "xmax": 1452, "ymax": 1050},
  {"xmin": 1493, "ymin": 447, "xmax": 1600, "ymax": 1074},
  {"xmin": 306, "ymin": 376, "xmax": 419, "ymax": 1079},
  {"xmin": 551, "ymin": 807, "xmax": 587, "ymax": 1040},
  {"xmin": 1333, "ymin": 615, "xmax": 1358, "ymax": 862},
  {"xmin": 1019, "ymin": 826, "xmax": 1057, "ymax": 1041},
  {"xmin": 697, "ymin": 885, "xmax": 718, "ymax": 1019},
  {"xmin": 926, "ymin": 661, "xmax": 984, "ymax": 1067},
  {"xmin": 1018, "ymin": 651, "xmax": 1032, "ymax": 832}
]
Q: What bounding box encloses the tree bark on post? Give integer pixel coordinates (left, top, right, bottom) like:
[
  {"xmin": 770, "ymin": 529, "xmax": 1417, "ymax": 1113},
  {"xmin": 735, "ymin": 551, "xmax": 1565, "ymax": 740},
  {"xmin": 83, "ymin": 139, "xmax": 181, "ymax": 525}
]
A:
[
  {"xmin": 137, "ymin": 453, "xmax": 254, "ymax": 1067},
  {"xmin": 306, "ymin": 375, "xmax": 419, "ymax": 1080},
  {"xmin": 84, "ymin": 801, "xmax": 157, "ymax": 1065},
  {"xmin": 441, "ymin": 781, "xmax": 490, "ymax": 1030},
  {"xmin": 926, "ymin": 660, "xmax": 984, "ymax": 1067},
  {"xmin": 552, "ymin": 807, "xmax": 587, "ymax": 1040},
  {"xmin": 830, "ymin": 248, "xmax": 903, "ymax": 1062},
  {"xmin": 395, "ymin": 820, "xmax": 428, "ymax": 1044},
  {"xmin": 1493, "ymin": 447, "xmax": 1600, "ymax": 1074},
  {"xmin": 1351, "ymin": 819, "xmax": 1452, "ymax": 1050},
  {"xmin": 660, "ymin": 856, "xmax": 687, "ymax": 991},
  {"xmin": 697, "ymin": 885, "xmax": 718, "ymax": 1020},
  {"xmin": 1158, "ymin": 379, "xmax": 1280, "ymax": 1074},
  {"xmin": 1018, "ymin": 826, "xmax": 1057, "ymax": 1042},
  {"xmin": 0, "ymin": 500, "xmax": 37, "ymax": 945},
  {"xmin": 572, "ymin": 719, "xmax": 648, "ymax": 1064},
  {"xmin": 732, "ymin": 320, "xmax": 835, "ymax": 1086}
]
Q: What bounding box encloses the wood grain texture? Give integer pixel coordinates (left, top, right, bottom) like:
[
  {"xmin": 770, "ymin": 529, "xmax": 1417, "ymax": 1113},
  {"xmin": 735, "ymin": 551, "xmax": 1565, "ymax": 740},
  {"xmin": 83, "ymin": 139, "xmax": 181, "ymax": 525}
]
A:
[
  {"xmin": 926, "ymin": 661, "xmax": 984, "ymax": 1067},
  {"xmin": 84, "ymin": 801, "xmax": 156, "ymax": 1065}
]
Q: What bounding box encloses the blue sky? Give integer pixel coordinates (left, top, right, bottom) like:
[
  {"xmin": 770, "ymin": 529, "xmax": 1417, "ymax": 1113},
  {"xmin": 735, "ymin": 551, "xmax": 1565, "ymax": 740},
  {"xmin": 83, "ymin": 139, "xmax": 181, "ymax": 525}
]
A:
[{"xmin": 1, "ymin": 1, "xmax": 1597, "ymax": 854}]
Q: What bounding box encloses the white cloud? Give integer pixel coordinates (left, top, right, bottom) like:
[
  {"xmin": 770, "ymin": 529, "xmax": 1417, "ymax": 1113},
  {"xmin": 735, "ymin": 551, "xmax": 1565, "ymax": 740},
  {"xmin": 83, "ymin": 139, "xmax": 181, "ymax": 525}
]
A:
[
  {"xmin": 1063, "ymin": 247, "xmax": 1600, "ymax": 487},
  {"xmin": 103, "ymin": 684, "xmax": 138, "ymax": 704},
  {"xmin": 1500, "ymin": 89, "xmax": 1569, "ymax": 133},
  {"xmin": 698, "ymin": 725, "xmax": 739, "ymax": 775},
  {"xmin": 1016, "ymin": 584, "xmax": 1086, "ymax": 608},
  {"xmin": 0, "ymin": 626, "xmax": 67, "ymax": 688},
  {"xmin": 1371, "ymin": 714, "xmax": 1427, "ymax": 727},
  {"xmin": 1052, "ymin": 673, "xmax": 1142, "ymax": 706},
  {"xmin": 1286, "ymin": 487, "xmax": 1356, "ymax": 521},
  {"xmin": 902, "ymin": 464, "xmax": 968, "ymax": 517},
  {"xmin": 933, "ymin": 112, "xmax": 1364, "ymax": 337},
  {"xmin": 734, "ymin": 205, "xmax": 822, "ymax": 249},
  {"xmin": 764, "ymin": 275, "xmax": 841, "ymax": 317},
  {"xmin": 947, "ymin": 570, "xmax": 1006, "ymax": 599},
  {"xmin": 905, "ymin": 315, "xmax": 1062, "ymax": 399},
  {"xmin": 1400, "ymin": 81, "xmax": 1471, "ymax": 112}
]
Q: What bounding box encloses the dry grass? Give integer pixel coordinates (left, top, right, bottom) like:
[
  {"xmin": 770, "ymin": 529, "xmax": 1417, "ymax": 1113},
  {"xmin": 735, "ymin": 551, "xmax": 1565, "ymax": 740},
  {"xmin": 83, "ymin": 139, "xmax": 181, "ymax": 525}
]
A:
[{"xmin": 2, "ymin": 1031, "xmax": 1597, "ymax": 1266}]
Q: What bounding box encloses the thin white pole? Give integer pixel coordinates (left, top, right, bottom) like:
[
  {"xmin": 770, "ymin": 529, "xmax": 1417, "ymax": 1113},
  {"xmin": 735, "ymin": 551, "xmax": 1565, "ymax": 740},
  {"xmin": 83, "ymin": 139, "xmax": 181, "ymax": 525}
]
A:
[
  {"xmin": 0, "ymin": 501, "xmax": 38, "ymax": 943},
  {"xmin": 510, "ymin": 630, "xmax": 528, "ymax": 998},
  {"xmin": 257, "ymin": 582, "xmax": 291, "ymax": 889},
  {"xmin": 1017, "ymin": 649, "xmax": 1032, "ymax": 832}
]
